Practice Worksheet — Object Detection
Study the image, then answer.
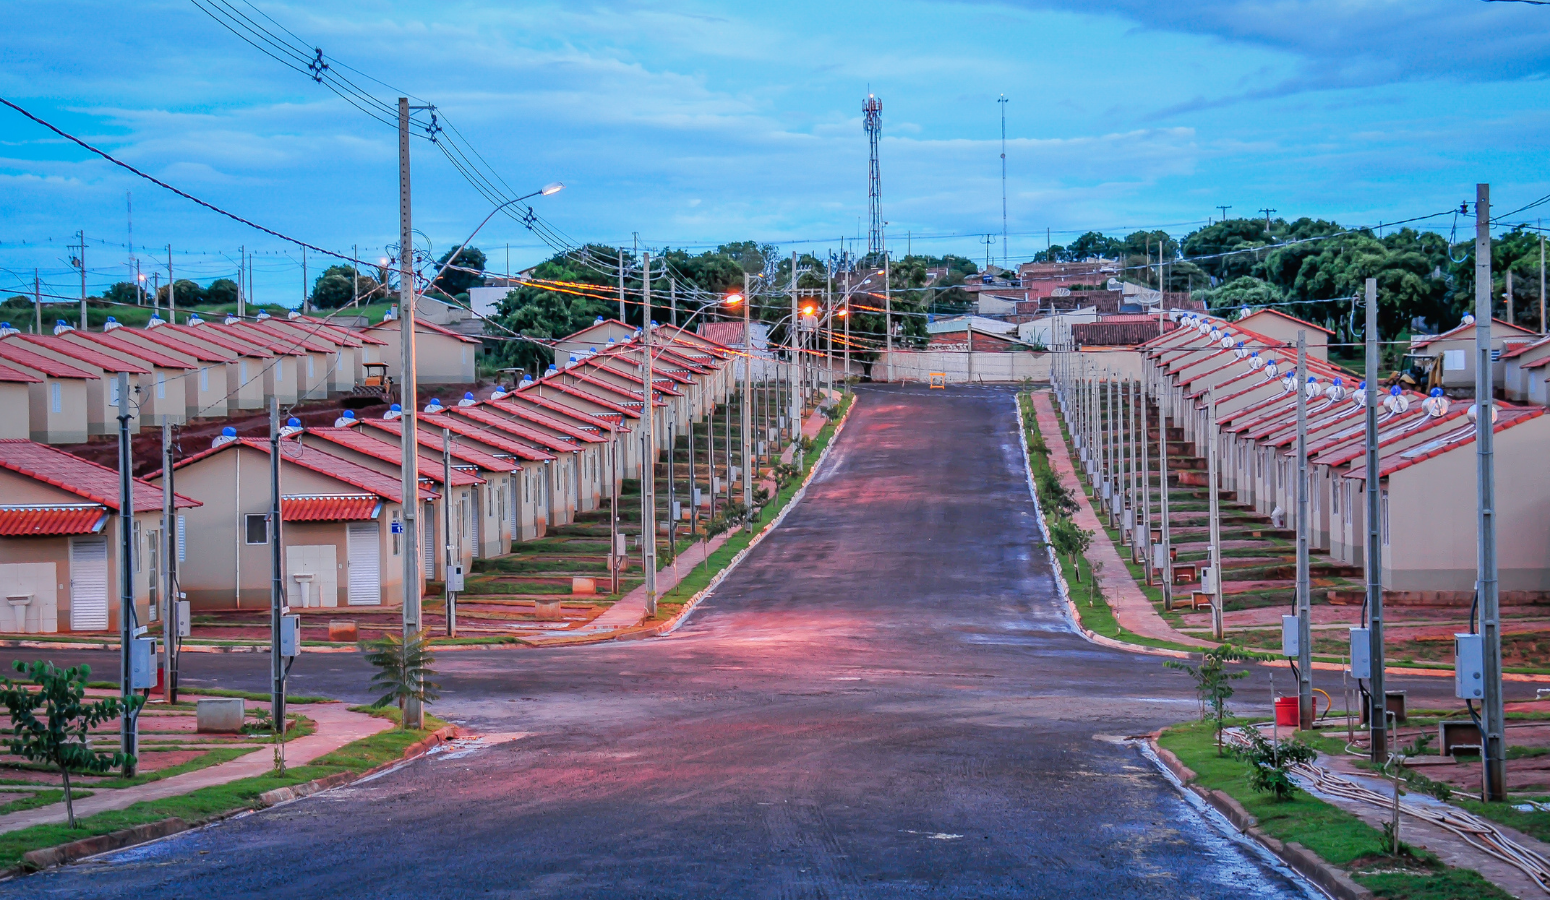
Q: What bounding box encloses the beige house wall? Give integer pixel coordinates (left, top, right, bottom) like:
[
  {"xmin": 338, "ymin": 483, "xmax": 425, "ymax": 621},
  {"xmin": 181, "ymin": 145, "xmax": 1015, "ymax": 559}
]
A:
[
  {"xmin": 369, "ymin": 320, "xmax": 476, "ymax": 384},
  {"xmin": 0, "ymin": 383, "xmax": 28, "ymax": 439},
  {"xmin": 19, "ymin": 376, "xmax": 88, "ymax": 444},
  {"xmin": 875, "ymin": 349, "xmax": 1051, "ymax": 383},
  {"xmin": 3, "ymin": 341, "xmax": 131, "ymax": 436},
  {"xmin": 1232, "ymin": 311, "xmax": 1329, "ymax": 362}
]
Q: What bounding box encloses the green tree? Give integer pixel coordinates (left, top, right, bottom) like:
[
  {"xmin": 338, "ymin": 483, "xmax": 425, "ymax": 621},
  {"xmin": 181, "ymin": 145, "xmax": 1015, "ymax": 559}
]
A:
[
  {"xmin": 1165, "ymin": 644, "xmax": 1255, "ymax": 755},
  {"xmin": 205, "ymin": 278, "xmax": 240, "ymax": 307},
  {"xmin": 358, "ymin": 629, "xmax": 440, "ymax": 727},
  {"xmin": 1235, "ymin": 723, "xmax": 1316, "ymax": 801},
  {"xmin": 102, "ymin": 282, "xmax": 142, "ymax": 306},
  {"xmin": 311, "ymin": 265, "xmax": 385, "ymax": 310},
  {"xmin": 155, "ymin": 279, "xmax": 206, "ymax": 307},
  {"xmin": 0, "ymin": 660, "xmax": 140, "ymax": 827},
  {"xmin": 431, "ymin": 246, "xmax": 486, "ymax": 298}
]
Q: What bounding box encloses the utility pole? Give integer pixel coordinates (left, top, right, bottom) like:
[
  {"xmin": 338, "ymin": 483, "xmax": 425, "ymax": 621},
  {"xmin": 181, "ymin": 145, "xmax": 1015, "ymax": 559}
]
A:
[
  {"xmin": 610, "ymin": 437, "xmax": 620, "ymax": 594},
  {"xmin": 75, "ymin": 232, "xmax": 87, "ymax": 330},
  {"xmin": 33, "ymin": 270, "xmax": 41, "ymax": 335},
  {"xmin": 999, "ymin": 94, "xmax": 1009, "ymax": 268},
  {"xmin": 353, "ymin": 244, "xmax": 359, "ymax": 308},
  {"xmin": 116, "ymin": 372, "xmax": 137, "ymax": 776},
  {"xmin": 618, "ymin": 248, "xmax": 626, "ymax": 323},
  {"xmin": 884, "ymin": 239, "xmax": 894, "ymax": 382},
  {"xmin": 843, "ymin": 241, "xmax": 851, "ymax": 393},
  {"xmin": 790, "ymin": 251, "xmax": 800, "ymax": 431},
  {"xmin": 1296, "ymin": 333, "xmax": 1313, "ymax": 727},
  {"xmin": 167, "ymin": 245, "xmax": 175, "ymax": 325},
  {"xmin": 267, "ymin": 398, "xmax": 286, "ymax": 756},
  {"xmin": 1141, "ymin": 370, "xmax": 1152, "ymax": 582},
  {"xmin": 1127, "ymin": 378, "xmax": 1137, "ymax": 560},
  {"xmin": 1207, "ymin": 385, "xmax": 1224, "ymax": 639},
  {"xmin": 741, "ymin": 271, "xmax": 753, "ymax": 532},
  {"xmin": 1258, "ymin": 208, "xmax": 1276, "ymax": 234},
  {"xmin": 641, "ymin": 252, "xmax": 658, "ymax": 618},
  {"xmin": 443, "ymin": 427, "xmax": 456, "ymax": 638},
  {"xmin": 1476, "ymin": 185, "xmax": 1506, "ymax": 800},
  {"xmin": 1364, "ymin": 277, "xmax": 1386, "ymax": 764},
  {"xmin": 162, "ymin": 422, "xmax": 179, "ymax": 703},
  {"xmin": 301, "ymin": 246, "xmax": 308, "ymax": 314},
  {"xmin": 1160, "ymin": 380, "xmax": 1173, "ymax": 611},
  {"xmin": 1217, "ymin": 205, "xmax": 1231, "ymax": 222},
  {"xmin": 1540, "ymin": 221, "xmax": 1545, "ymax": 335},
  {"xmin": 238, "ymin": 245, "xmax": 246, "ymax": 319},
  {"xmin": 396, "ymin": 98, "xmax": 423, "ymax": 730},
  {"xmin": 670, "ymin": 276, "xmax": 677, "ymax": 328}
]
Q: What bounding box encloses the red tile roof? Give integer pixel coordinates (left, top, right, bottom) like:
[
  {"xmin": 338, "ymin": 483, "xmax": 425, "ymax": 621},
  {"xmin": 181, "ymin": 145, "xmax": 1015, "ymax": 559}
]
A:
[
  {"xmin": 303, "ymin": 427, "xmax": 484, "ymax": 486},
  {"xmin": 1238, "ymin": 307, "xmax": 1334, "ymax": 335},
  {"xmin": 404, "ymin": 412, "xmax": 555, "ymax": 462},
  {"xmin": 1344, "ymin": 407, "xmax": 1545, "ymax": 480},
  {"xmin": 294, "ymin": 314, "xmax": 386, "ymax": 345},
  {"xmin": 0, "ymin": 341, "xmax": 97, "ymax": 379},
  {"xmin": 204, "ymin": 322, "xmax": 305, "ymax": 355},
  {"xmin": 128, "ymin": 328, "xmax": 229, "ymax": 362},
  {"xmin": 164, "ymin": 438, "xmax": 436, "ymax": 502},
  {"xmin": 359, "ymin": 418, "xmax": 520, "ymax": 471},
  {"xmin": 275, "ymin": 316, "xmax": 363, "ymax": 347},
  {"xmin": 448, "ymin": 406, "xmax": 582, "ymax": 454},
  {"xmin": 1499, "ymin": 335, "xmax": 1550, "ymax": 360},
  {"xmin": 487, "ymin": 398, "xmax": 606, "ymax": 443},
  {"xmin": 1412, "ymin": 317, "xmax": 1535, "ymax": 348},
  {"xmin": 0, "ymin": 504, "xmax": 108, "ymax": 536},
  {"xmin": 506, "ymin": 393, "xmax": 617, "ymax": 432},
  {"xmin": 73, "ymin": 331, "xmax": 195, "ymax": 369},
  {"xmin": 526, "ymin": 380, "xmax": 640, "ymax": 418},
  {"xmin": 10, "ymin": 335, "xmax": 149, "ymax": 374},
  {"xmin": 244, "ymin": 320, "xmax": 337, "ymax": 353},
  {"xmin": 0, "ymin": 440, "xmax": 197, "ymax": 512},
  {"xmin": 164, "ymin": 323, "xmax": 275, "ymax": 357},
  {"xmin": 0, "ymin": 362, "xmax": 41, "ymax": 384},
  {"xmin": 366, "ymin": 317, "xmax": 481, "ymax": 344},
  {"xmin": 281, "ymin": 494, "xmax": 381, "ymax": 521}
]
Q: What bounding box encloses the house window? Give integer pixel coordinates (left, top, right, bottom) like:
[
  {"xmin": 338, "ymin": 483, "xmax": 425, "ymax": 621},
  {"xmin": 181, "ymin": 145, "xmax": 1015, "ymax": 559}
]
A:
[
  {"xmin": 177, "ymin": 514, "xmax": 187, "ymax": 561},
  {"xmin": 1332, "ymin": 479, "xmax": 1340, "ymax": 516},
  {"xmin": 50, "ymin": 382, "xmax": 61, "ymax": 413},
  {"xmin": 392, "ymin": 511, "xmax": 401, "ymax": 555},
  {"xmin": 307, "ymin": 356, "xmax": 315, "ymax": 378},
  {"xmin": 275, "ymin": 362, "xmax": 283, "ymax": 382},
  {"xmin": 109, "ymin": 377, "xmax": 121, "ymax": 408},
  {"xmin": 199, "ymin": 367, "xmax": 209, "ymax": 391},
  {"xmin": 156, "ymin": 372, "xmax": 166, "ymax": 399},
  {"xmin": 245, "ymin": 513, "xmax": 268, "ymax": 545},
  {"xmin": 133, "ymin": 520, "xmax": 142, "ymax": 572}
]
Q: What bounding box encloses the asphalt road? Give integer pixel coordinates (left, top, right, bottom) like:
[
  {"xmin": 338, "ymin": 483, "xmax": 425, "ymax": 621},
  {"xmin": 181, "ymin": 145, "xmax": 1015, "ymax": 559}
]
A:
[{"xmin": 3, "ymin": 385, "xmax": 1506, "ymax": 899}]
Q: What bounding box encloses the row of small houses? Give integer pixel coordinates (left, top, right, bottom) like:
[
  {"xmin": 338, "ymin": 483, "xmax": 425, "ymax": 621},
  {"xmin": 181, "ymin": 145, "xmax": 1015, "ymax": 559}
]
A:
[
  {"xmin": 0, "ymin": 318, "xmax": 734, "ymax": 634},
  {"xmin": 1144, "ymin": 308, "xmax": 1550, "ymax": 600},
  {"xmin": 0, "ymin": 309, "xmax": 488, "ymax": 443}
]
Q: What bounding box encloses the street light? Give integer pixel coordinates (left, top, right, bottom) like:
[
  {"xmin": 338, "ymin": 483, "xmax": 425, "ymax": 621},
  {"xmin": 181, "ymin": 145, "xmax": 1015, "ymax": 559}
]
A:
[{"xmin": 420, "ymin": 184, "xmax": 565, "ymax": 301}]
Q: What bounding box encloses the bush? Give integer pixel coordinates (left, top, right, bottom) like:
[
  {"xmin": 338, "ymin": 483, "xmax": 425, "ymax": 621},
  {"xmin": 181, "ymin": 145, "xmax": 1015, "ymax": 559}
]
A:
[
  {"xmin": 358, "ymin": 629, "xmax": 440, "ymax": 727},
  {"xmin": 1236, "ymin": 724, "xmax": 1316, "ymax": 801}
]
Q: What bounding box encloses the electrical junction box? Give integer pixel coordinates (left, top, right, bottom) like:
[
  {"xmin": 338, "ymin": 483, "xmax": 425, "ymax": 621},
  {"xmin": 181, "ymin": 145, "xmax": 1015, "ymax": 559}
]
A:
[
  {"xmin": 1455, "ymin": 633, "xmax": 1485, "ymax": 700},
  {"xmin": 279, "ymin": 614, "xmax": 301, "ymax": 658},
  {"xmin": 691, "ymin": 488, "xmax": 702, "ymax": 506},
  {"xmin": 1349, "ymin": 628, "xmax": 1371, "ymax": 679},
  {"xmin": 1201, "ymin": 566, "xmax": 1216, "ymax": 594},
  {"xmin": 176, "ymin": 600, "xmax": 191, "ymax": 638},
  {"xmin": 671, "ymin": 501, "xmax": 681, "ymax": 522},
  {"xmin": 1100, "ymin": 481, "xmax": 1110, "ymax": 501},
  {"xmin": 615, "ymin": 533, "xmax": 627, "ymax": 557},
  {"xmin": 1123, "ymin": 508, "xmax": 1134, "ymax": 530},
  {"xmin": 130, "ymin": 637, "xmax": 157, "ymax": 688},
  {"xmin": 1153, "ymin": 544, "xmax": 1168, "ymax": 571},
  {"xmin": 446, "ymin": 564, "xmax": 465, "ymax": 593},
  {"xmin": 1281, "ymin": 615, "xmax": 1300, "ymax": 658}
]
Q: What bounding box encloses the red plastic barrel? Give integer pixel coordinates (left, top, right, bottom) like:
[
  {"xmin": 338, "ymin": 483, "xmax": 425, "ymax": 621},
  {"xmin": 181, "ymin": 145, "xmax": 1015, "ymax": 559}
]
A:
[{"xmin": 1274, "ymin": 696, "xmax": 1299, "ymax": 727}]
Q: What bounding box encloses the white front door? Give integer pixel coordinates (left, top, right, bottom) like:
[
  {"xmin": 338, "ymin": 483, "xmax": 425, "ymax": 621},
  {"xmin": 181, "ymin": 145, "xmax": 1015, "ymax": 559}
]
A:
[
  {"xmin": 346, "ymin": 523, "xmax": 381, "ymax": 606},
  {"xmin": 69, "ymin": 537, "xmax": 109, "ymax": 631}
]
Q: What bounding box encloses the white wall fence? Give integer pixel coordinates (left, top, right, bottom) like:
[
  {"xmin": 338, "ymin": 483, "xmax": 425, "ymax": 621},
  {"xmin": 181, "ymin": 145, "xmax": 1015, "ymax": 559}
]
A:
[{"xmin": 875, "ymin": 350, "xmax": 1051, "ymax": 383}]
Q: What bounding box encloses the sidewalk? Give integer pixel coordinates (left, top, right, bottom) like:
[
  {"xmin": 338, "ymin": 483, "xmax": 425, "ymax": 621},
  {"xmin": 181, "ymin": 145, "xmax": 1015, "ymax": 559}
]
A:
[
  {"xmin": 0, "ymin": 702, "xmax": 391, "ymax": 835},
  {"xmin": 1030, "ymin": 391, "xmax": 1213, "ymax": 649}
]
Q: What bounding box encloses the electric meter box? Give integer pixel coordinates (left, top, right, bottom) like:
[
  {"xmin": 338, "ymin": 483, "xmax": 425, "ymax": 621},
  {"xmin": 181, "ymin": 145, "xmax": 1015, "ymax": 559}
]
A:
[
  {"xmin": 446, "ymin": 564, "xmax": 465, "ymax": 593},
  {"xmin": 176, "ymin": 599, "xmax": 192, "ymax": 638},
  {"xmin": 1455, "ymin": 633, "xmax": 1485, "ymax": 700},
  {"xmin": 1123, "ymin": 508, "xmax": 1134, "ymax": 530},
  {"xmin": 279, "ymin": 614, "xmax": 301, "ymax": 658},
  {"xmin": 1349, "ymin": 627, "xmax": 1371, "ymax": 679},
  {"xmin": 1281, "ymin": 615, "xmax": 1299, "ymax": 658},
  {"xmin": 130, "ymin": 637, "xmax": 157, "ymax": 689},
  {"xmin": 1153, "ymin": 544, "xmax": 1168, "ymax": 571},
  {"xmin": 1201, "ymin": 567, "xmax": 1217, "ymax": 594}
]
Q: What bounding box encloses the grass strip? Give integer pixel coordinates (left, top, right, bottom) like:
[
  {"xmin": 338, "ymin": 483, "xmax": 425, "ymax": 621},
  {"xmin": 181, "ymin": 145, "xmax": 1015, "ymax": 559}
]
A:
[
  {"xmin": 0, "ymin": 708, "xmax": 447, "ymax": 871},
  {"xmin": 0, "ymin": 791, "xmax": 92, "ymax": 816},
  {"xmin": 88, "ymin": 747, "xmax": 259, "ymax": 789},
  {"xmin": 1159, "ymin": 718, "xmax": 1513, "ymax": 899}
]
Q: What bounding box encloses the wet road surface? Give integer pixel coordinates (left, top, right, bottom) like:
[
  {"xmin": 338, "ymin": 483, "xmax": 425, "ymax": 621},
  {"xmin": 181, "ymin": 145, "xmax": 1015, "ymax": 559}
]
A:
[{"xmin": 1, "ymin": 385, "xmax": 1478, "ymax": 898}]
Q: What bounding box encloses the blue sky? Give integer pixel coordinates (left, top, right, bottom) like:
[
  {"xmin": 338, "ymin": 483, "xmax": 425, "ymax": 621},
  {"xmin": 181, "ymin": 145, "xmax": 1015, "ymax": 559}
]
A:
[{"xmin": 2, "ymin": 0, "xmax": 1547, "ymax": 304}]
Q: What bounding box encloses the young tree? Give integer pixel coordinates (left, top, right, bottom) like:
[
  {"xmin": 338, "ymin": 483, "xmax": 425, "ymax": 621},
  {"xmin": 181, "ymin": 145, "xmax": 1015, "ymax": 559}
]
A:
[
  {"xmin": 358, "ymin": 630, "xmax": 440, "ymax": 728},
  {"xmin": 1165, "ymin": 644, "xmax": 1255, "ymax": 755},
  {"xmin": 0, "ymin": 660, "xmax": 140, "ymax": 828}
]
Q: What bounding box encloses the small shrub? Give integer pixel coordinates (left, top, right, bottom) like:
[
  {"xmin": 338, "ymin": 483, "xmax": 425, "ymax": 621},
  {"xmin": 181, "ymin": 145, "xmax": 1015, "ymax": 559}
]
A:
[
  {"xmin": 358, "ymin": 629, "xmax": 441, "ymax": 727},
  {"xmin": 1166, "ymin": 644, "xmax": 1255, "ymax": 754},
  {"xmin": 1235, "ymin": 723, "xmax": 1316, "ymax": 801}
]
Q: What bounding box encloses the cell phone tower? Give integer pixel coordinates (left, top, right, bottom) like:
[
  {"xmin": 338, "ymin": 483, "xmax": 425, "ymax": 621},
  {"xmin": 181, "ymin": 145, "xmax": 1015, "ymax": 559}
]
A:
[{"xmin": 864, "ymin": 93, "xmax": 883, "ymax": 256}]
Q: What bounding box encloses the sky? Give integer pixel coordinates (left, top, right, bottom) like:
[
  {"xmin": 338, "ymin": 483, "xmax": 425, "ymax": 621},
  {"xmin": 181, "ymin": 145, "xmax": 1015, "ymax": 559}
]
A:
[{"xmin": 2, "ymin": 0, "xmax": 1548, "ymax": 306}]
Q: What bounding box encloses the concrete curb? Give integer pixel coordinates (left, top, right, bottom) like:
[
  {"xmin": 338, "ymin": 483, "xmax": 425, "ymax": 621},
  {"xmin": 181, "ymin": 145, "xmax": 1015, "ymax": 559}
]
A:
[
  {"xmin": 1148, "ymin": 737, "xmax": 1373, "ymax": 900},
  {"xmin": 17, "ymin": 724, "xmax": 459, "ymax": 875}
]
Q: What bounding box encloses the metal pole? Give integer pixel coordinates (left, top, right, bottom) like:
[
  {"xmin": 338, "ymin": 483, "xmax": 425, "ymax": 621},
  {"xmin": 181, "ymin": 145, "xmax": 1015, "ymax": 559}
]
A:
[
  {"xmin": 670, "ymin": 276, "xmax": 677, "ymax": 328},
  {"xmin": 443, "ymin": 427, "xmax": 456, "ymax": 637},
  {"xmin": 610, "ymin": 437, "xmax": 620, "ymax": 594},
  {"xmin": 1476, "ymin": 185, "xmax": 1506, "ymax": 801},
  {"xmin": 396, "ymin": 98, "xmax": 423, "ymax": 730},
  {"xmin": 161, "ymin": 422, "xmax": 177, "ymax": 702},
  {"xmin": 33, "ymin": 270, "xmax": 41, "ymax": 335},
  {"xmin": 268, "ymin": 397, "xmax": 286, "ymax": 751},
  {"xmin": 1296, "ymin": 333, "xmax": 1313, "ymax": 727},
  {"xmin": 1141, "ymin": 368, "xmax": 1152, "ymax": 582},
  {"xmin": 641, "ymin": 253, "xmax": 658, "ymax": 618},
  {"xmin": 78, "ymin": 232, "xmax": 87, "ymax": 331},
  {"xmin": 1207, "ymin": 385, "xmax": 1223, "ymax": 639},
  {"xmin": 1160, "ymin": 372, "xmax": 1173, "ymax": 611},
  {"xmin": 116, "ymin": 372, "xmax": 137, "ymax": 776},
  {"xmin": 842, "ymin": 247, "xmax": 851, "ymax": 394},
  {"xmin": 168, "ymin": 245, "xmax": 175, "ymax": 324},
  {"xmin": 884, "ymin": 245, "xmax": 894, "ymax": 382},
  {"xmin": 826, "ymin": 262, "xmax": 834, "ymax": 397},
  {"xmin": 742, "ymin": 271, "xmax": 753, "ymax": 532},
  {"xmin": 667, "ymin": 412, "xmax": 676, "ymax": 561},
  {"xmin": 1364, "ymin": 276, "xmax": 1386, "ymax": 764},
  {"xmin": 618, "ymin": 248, "xmax": 626, "ymax": 323}
]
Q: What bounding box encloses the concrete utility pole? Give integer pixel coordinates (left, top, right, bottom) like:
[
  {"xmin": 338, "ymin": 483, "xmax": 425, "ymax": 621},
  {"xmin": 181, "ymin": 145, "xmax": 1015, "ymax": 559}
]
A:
[
  {"xmin": 161, "ymin": 422, "xmax": 178, "ymax": 702},
  {"xmin": 396, "ymin": 98, "xmax": 423, "ymax": 730},
  {"xmin": 1476, "ymin": 185, "xmax": 1506, "ymax": 801},
  {"xmin": 1206, "ymin": 385, "xmax": 1223, "ymax": 639},
  {"xmin": 641, "ymin": 252, "xmax": 658, "ymax": 618},
  {"xmin": 999, "ymin": 94, "xmax": 1009, "ymax": 267},
  {"xmin": 116, "ymin": 372, "xmax": 137, "ymax": 776},
  {"xmin": 1364, "ymin": 277, "xmax": 1385, "ymax": 764},
  {"xmin": 1141, "ymin": 371, "xmax": 1152, "ymax": 582},
  {"xmin": 825, "ymin": 261, "xmax": 834, "ymax": 397},
  {"xmin": 842, "ymin": 240, "xmax": 851, "ymax": 394},
  {"xmin": 1107, "ymin": 373, "xmax": 1118, "ymax": 527},
  {"xmin": 1296, "ymin": 333, "xmax": 1313, "ymax": 728},
  {"xmin": 884, "ymin": 245, "xmax": 894, "ymax": 382},
  {"xmin": 76, "ymin": 232, "xmax": 87, "ymax": 330},
  {"xmin": 610, "ymin": 437, "xmax": 620, "ymax": 594},
  {"xmin": 790, "ymin": 251, "xmax": 800, "ymax": 437},
  {"xmin": 1160, "ymin": 379, "xmax": 1173, "ymax": 611},
  {"xmin": 301, "ymin": 246, "xmax": 308, "ymax": 315},
  {"xmin": 33, "ymin": 270, "xmax": 40, "ymax": 335},
  {"xmin": 267, "ymin": 398, "xmax": 286, "ymax": 746},
  {"xmin": 1541, "ymin": 220, "xmax": 1546, "ymax": 336},
  {"xmin": 741, "ymin": 271, "xmax": 753, "ymax": 532},
  {"xmin": 670, "ymin": 277, "xmax": 677, "ymax": 328},
  {"xmin": 618, "ymin": 248, "xmax": 626, "ymax": 323},
  {"xmin": 443, "ymin": 428, "xmax": 456, "ymax": 638},
  {"xmin": 238, "ymin": 245, "xmax": 246, "ymax": 319},
  {"xmin": 167, "ymin": 245, "xmax": 175, "ymax": 324}
]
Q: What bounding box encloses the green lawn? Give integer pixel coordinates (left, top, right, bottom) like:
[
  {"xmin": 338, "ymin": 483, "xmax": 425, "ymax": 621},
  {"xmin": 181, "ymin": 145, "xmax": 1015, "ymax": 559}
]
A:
[{"xmin": 1159, "ymin": 719, "xmax": 1512, "ymax": 900}]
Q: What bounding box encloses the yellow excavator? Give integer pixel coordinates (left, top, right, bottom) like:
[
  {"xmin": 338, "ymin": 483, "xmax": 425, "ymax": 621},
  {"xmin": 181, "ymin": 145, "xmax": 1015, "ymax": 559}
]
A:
[{"xmin": 1384, "ymin": 352, "xmax": 1443, "ymax": 392}]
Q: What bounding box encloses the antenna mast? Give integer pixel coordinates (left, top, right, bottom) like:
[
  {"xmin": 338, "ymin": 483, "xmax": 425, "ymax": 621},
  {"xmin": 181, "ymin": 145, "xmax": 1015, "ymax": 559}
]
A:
[
  {"xmin": 999, "ymin": 94, "xmax": 1009, "ymax": 268},
  {"xmin": 864, "ymin": 93, "xmax": 883, "ymax": 256}
]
